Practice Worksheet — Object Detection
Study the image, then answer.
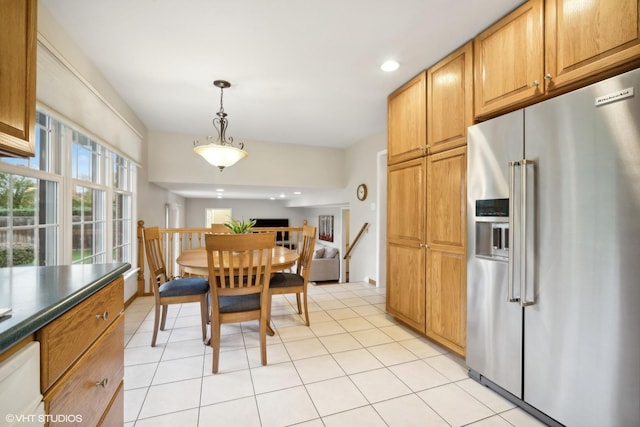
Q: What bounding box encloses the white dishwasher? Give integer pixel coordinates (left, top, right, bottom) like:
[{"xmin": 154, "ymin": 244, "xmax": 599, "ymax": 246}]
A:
[{"xmin": 0, "ymin": 342, "xmax": 44, "ymax": 427}]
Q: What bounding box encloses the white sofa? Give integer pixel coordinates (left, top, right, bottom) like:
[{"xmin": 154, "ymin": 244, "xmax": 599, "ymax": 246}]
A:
[{"xmin": 308, "ymin": 246, "xmax": 340, "ymax": 282}]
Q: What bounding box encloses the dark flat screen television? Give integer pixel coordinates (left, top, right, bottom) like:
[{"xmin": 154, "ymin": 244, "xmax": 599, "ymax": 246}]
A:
[{"xmin": 252, "ymin": 218, "xmax": 289, "ymax": 242}]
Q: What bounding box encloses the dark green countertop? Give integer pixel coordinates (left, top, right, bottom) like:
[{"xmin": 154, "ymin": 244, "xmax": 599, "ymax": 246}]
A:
[{"xmin": 0, "ymin": 263, "xmax": 131, "ymax": 354}]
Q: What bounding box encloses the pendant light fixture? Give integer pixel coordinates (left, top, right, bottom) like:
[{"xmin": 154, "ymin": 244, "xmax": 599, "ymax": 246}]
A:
[{"xmin": 193, "ymin": 80, "xmax": 248, "ymax": 171}]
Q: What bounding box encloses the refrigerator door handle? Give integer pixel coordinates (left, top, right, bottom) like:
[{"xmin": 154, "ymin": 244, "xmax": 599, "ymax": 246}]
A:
[
  {"xmin": 520, "ymin": 159, "xmax": 535, "ymax": 307},
  {"xmin": 508, "ymin": 160, "xmax": 520, "ymax": 303}
]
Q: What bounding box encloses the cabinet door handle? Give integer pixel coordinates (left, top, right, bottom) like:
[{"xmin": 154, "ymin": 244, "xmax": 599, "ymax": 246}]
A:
[
  {"xmin": 532, "ymin": 80, "xmax": 539, "ymax": 87},
  {"xmin": 95, "ymin": 311, "xmax": 109, "ymax": 321},
  {"xmin": 544, "ymin": 73, "xmax": 553, "ymax": 81},
  {"xmin": 95, "ymin": 378, "xmax": 108, "ymax": 388}
]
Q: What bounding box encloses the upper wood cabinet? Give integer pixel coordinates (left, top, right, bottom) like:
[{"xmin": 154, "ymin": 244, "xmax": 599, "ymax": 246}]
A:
[
  {"xmin": 474, "ymin": 0, "xmax": 544, "ymax": 119},
  {"xmin": 387, "ymin": 72, "xmax": 427, "ymax": 165},
  {"xmin": 474, "ymin": 0, "xmax": 640, "ymax": 119},
  {"xmin": 427, "ymin": 42, "xmax": 474, "ymax": 155},
  {"xmin": 545, "ymin": 0, "xmax": 640, "ymax": 92},
  {"xmin": 0, "ymin": 0, "xmax": 37, "ymax": 157}
]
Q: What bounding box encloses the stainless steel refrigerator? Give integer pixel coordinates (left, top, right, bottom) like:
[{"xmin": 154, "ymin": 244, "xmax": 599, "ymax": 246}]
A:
[{"xmin": 466, "ymin": 67, "xmax": 640, "ymax": 427}]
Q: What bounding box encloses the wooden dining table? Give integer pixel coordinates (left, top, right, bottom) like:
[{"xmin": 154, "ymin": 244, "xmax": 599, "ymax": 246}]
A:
[{"xmin": 176, "ymin": 245, "xmax": 299, "ymax": 276}]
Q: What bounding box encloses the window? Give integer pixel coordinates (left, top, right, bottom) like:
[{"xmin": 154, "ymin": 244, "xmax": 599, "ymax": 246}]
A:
[
  {"xmin": 71, "ymin": 185, "xmax": 106, "ymax": 264},
  {"xmin": 0, "ymin": 110, "xmax": 136, "ymax": 267},
  {"xmin": 206, "ymin": 208, "xmax": 232, "ymax": 226},
  {"xmin": 112, "ymin": 154, "xmax": 133, "ymax": 263},
  {"xmin": 0, "ymin": 172, "xmax": 58, "ymax": 267}
]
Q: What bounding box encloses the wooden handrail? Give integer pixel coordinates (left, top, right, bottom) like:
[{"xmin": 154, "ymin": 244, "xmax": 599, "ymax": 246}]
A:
[
  {"xmin": 136, "ymin": 220, "xmax": 147, "ymax": 296},
  {"xmin": 344, "ymin": 222, "xmax": 369, "ymax": 260},
  {"xmin": 136, "ymin": 221, "xmax": 304, "ymax": 296}
]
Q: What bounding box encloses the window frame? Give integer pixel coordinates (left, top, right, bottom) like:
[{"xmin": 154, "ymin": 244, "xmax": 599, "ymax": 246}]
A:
[{"xmin": 0, "ymin": 108, "xmax": 137, "ymax": 267}]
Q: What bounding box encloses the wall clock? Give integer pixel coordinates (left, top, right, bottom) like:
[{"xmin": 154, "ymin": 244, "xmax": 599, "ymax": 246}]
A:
[{"xmin": 357, "ymin": 183, "xmax": 368, "ymax": 201}]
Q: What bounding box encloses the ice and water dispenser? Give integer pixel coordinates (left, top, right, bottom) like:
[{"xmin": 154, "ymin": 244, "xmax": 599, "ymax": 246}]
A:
[{"xmin": 475, "ymin": 198, "xmax": 509, "ymax": 261}]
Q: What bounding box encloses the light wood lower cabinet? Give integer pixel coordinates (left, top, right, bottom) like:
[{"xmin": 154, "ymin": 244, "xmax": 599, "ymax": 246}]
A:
[
  {"xmin": 44, "ymin": 318, "xmax": 124, "ymax": 427},
  {"xmin": 387, "ymin": 241, "xmax": 426, "ymax": 333},
  {"xmin": 99, "ymin": 381, "xmax": 124, "ymax": 427},
  {"xmin": 426, "ymin": 146, "xmax": 467, "ymax": 356},
  {"xmin": 386, "ymin": 157, "xmax": 427, "ymax": 333},
  {"xmin": 38, "ymin": 277, "xmax": 124, "ymax": 426},
  {"xmin": 39, "ymin": 278, "xmax": 124, "ymax": 391},
  {"xmin": 386, "ymin": 146, "xmax": 468, "ymax": 355},
  {"xmin": 426, "ymin": 249, "xmax": 466, "ymax": 355}
]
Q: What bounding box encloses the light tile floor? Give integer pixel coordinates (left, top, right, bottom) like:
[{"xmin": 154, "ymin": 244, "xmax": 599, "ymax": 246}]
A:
[{"xmin": 123, "ymin": 282, "xmax": 547, "ymax": 427}]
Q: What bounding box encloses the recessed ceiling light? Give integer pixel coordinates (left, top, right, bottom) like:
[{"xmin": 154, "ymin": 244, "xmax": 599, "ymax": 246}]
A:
[
  {"xmin": 381, "ymin": 60, "xmax": 400, "ymax": 72},
  {"xmin": 279, "ymin": 194, "xmax": 286, "ymax": 198},
  {"xmin": 216, "ymin": 188, "xmax": 224, "ymax": 192}
]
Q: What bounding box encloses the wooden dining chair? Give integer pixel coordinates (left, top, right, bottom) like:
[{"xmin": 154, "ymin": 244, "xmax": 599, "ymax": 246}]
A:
[
  {"xmin": 143, "ymin": 226, "xmax": 209, "ymax": 347},
  {"xmin": 268, "ymin": 225, "xmax": 317, "ymax": 326},
  {"xmin": 210, "ymin": 223, "xmax": 231, "ymax": 234},
  {"xmin": 205, "ymin": 232, "xmax": 275, "ymax": 373}
]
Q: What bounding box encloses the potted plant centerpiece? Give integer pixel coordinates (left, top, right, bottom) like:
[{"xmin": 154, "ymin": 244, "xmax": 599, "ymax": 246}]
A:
[{"xmin": 224, "ymin": 217, "xmax": 256, "ymax": 234}]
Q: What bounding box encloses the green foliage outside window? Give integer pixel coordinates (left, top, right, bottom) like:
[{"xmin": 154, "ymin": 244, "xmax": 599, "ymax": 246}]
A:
[{"xmin": 0, "ymin": 172, "xmax": 37, "ymax": 267}]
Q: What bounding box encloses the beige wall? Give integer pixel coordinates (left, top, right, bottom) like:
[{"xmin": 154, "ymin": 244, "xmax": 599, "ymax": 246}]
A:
[{"xmin": 147, "ymin": 130, "xmax": 347, "ymax": 190}]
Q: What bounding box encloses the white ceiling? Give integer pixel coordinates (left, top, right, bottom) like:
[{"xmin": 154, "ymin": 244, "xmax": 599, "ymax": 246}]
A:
[{"xmin": 40, "ymin": 0, "xmax": 522, "ymax": 199}]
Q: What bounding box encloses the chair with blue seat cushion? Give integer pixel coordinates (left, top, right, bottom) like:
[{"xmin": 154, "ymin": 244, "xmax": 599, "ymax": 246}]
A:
[
  {"xmin": 143, "ymin": 226, "xmax": 209, "ymax": 347},
  {"xmin": 269, "ymin": 225, "xmax": 316, "ymax": 326},
  {"xmin": 205, "ymin": 232, "xmax": 275, "ymax": 373}
]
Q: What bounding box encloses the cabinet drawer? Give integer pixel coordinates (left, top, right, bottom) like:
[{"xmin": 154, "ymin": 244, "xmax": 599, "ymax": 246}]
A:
[
  {"xmin": 44, "ymin": 316, "xmax": 124, "ymax": 427},
  {"xmin": 39, "ymin": 277, "xmax": 123, "ymax": 391},
  {"xmin": 98, "ymin": 380, "xmax": 124, "ymax": 427}
]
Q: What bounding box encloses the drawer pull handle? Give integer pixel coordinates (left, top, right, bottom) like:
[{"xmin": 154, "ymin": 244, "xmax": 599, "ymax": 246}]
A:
[
  {"xmin": 95, "ymin": 311, "xmax": 109, "ymax": 321},
  {"xmin": 95, "ymin": 378, "xmax": 108, "ymax": 388}
]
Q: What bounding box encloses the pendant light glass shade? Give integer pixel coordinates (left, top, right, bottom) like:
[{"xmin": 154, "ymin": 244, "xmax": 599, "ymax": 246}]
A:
[
  {"xmin": 194, "ymin": 140, "xmax": 248, "ymax": 170},
  {"xmin": 193, "ymin": 80, "xmax": 248, "ymax": 171}
]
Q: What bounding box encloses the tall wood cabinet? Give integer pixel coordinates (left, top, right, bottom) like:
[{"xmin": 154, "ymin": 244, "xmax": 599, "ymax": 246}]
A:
[
  {"xmin": 426, "ymin": 146, "xmax": 467, "ymax": 355},
  {"xmin": 387, "ymin": 44, "xmax": 472, "ymax": 356},
  {"xmin": 387, "ymin": 72, "xmax": 427, "ymax": 165},
  {"xmin": 0, "ymin": 0, "xmax": 37, "ymax": 157},
  {"xmin": 386, "ymin": 158, "xmax": 427, "ymax": 333}
]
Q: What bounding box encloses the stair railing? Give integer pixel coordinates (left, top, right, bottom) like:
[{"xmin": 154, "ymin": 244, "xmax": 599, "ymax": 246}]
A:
[{"xmin": 343, "ymin": 222, "xmax": 369, "ymax": 260}]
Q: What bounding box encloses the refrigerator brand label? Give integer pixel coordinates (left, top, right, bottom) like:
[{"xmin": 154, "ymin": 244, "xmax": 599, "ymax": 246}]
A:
[{"xmin": 595, "ymin": 87, "xmax": 634, "ymax": 106}]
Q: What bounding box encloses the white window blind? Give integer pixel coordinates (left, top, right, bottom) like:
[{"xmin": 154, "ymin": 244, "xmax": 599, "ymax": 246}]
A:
[{"xmin": 36, "ymin": 41, "xmax": 143, "ymax": 163}]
